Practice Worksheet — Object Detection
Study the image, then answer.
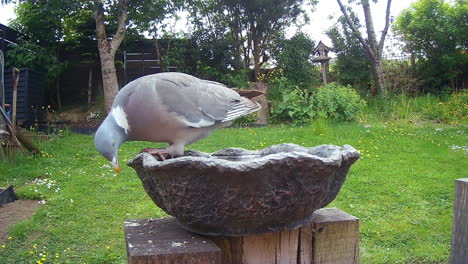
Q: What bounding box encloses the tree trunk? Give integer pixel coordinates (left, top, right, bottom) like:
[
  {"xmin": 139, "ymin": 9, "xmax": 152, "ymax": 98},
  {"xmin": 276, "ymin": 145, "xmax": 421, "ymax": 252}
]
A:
[
  {"xmin": 94, "ymin": 0, "xmax": 128, "ymax": 113},
  {"xmin": 55, "ymin": 79, "xmax": 62, "ymax": 109},
  {"xmin": 372, "ymin": 58, "xmax": 387, "ymax": 98},
  {"xmin": 252, "ymin": 38, "xmax": 261, "ymax": 82},
  {"xmin": 88, "ymin": 67, "xmax": 93, "ymax": 105},
  {"xmin": 98, "ymin": 49, "xmax": 119, "ymax": 113},
  {"xmin": 336, "ymin": 0, "xmax": 392, "ymax": 99}
]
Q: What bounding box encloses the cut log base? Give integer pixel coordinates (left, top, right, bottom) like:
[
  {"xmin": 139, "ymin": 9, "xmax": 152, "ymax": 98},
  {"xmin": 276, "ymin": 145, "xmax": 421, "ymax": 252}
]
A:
[{"xmin": 125, "ymin": 208, "xmax": 359, "ymax": 264}]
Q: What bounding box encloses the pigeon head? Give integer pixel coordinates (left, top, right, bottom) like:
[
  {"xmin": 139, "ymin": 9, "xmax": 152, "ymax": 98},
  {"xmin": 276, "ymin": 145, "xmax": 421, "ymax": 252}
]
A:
[{"xmin": 95, "ymin": 113, "xmax": 128, "ymax": 173}]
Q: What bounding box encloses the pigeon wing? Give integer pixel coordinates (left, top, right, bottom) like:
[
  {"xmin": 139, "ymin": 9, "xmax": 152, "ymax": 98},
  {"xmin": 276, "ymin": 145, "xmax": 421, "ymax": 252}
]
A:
[{"xmin": 155, "ymin": 73, "xmax": 260, "ymax": 128}]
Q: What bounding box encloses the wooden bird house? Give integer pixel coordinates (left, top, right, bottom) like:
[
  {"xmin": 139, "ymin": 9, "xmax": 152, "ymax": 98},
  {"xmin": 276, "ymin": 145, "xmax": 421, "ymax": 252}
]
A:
[{"xmin": 313, "ymin": 41, "xmax": 331, "ymax": 85}]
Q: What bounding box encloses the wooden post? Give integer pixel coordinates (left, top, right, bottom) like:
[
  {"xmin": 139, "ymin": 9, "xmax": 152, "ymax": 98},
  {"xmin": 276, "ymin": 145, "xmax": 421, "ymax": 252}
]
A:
[
  {"xmin": 11, "ymin": 68, "xmax": 19, "ymax": 140},
  {"xmin": 124, "ymin": 217, "xmax": 221, "ymax": 264},
  {"xmin": 450, "ymin": 178, "xmax": 468, "ymax": 264},
  {"xmin": 250, "ymin": 82, "xmax": 268, "ymax": 125},
  {"xmin": 125, "ymin": 208, "xmax": 360, "ymax": 264},
  {"xmin": 311, "ymin": 208, "xmax": 360, "ymax": 263},
  {"xmin": 211, "ymin": 208, "xmax": 359, "ymax": 264}
]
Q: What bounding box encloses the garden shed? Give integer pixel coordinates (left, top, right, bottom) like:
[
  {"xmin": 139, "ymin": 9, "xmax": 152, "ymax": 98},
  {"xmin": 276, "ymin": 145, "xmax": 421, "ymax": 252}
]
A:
[{"xmin": 4, "ymin": 68, "xmax": 46, "ymax": 126}]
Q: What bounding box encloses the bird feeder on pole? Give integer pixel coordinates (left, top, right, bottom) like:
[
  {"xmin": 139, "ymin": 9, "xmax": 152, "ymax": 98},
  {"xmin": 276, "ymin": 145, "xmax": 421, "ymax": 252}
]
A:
[{"xmin": 313, "ymin": 41, "xmax": 331, "ymax": 85}]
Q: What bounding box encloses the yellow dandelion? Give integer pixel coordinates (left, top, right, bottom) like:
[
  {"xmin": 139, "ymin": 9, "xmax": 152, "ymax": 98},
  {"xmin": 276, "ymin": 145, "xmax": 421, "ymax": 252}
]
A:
[
  {"xmin": 7, "ymin": 237, "xmax": 12, "ymax": 240},
  {"xmin": 1, "ymin": 244, "xmax": 6, "ymax": 248}
]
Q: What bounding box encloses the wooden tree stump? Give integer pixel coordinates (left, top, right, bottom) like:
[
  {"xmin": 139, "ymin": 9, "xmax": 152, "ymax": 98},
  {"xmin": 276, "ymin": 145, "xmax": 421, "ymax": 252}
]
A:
[
  {"xmin": 450, "ymin": 178, "xmax": 468, "ymax": 264},
  {"xmin": 250, "ymin": 82, "xmax": 269, "ymax": 125},
  {"xmin": 125, "ymin": 208, "xmax": 359, "ymax": 264}
]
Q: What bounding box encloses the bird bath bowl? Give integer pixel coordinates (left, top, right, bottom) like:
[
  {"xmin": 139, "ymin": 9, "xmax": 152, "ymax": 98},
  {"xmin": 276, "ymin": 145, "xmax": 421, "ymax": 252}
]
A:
[{"xmin": 128, "ymin": 143, "xmax": 360, "ymax": 236}]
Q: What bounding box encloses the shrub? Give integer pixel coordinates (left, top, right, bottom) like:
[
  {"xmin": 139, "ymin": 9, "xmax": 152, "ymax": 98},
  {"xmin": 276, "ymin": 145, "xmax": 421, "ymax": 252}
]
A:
[
  {"xmin": 424, "ymin": 91, "xmax": 468, "ymax": 124},
  {"xmin": 270, "ymin": 85, "xmax": 314, "ymax": 126},
  {"xmin": 313, "ymin": 83, "xmax": 367, "ymax": 122},
  {"xmin": 270, "ymin": 81, "xmax": 366, "ymax": 125}
]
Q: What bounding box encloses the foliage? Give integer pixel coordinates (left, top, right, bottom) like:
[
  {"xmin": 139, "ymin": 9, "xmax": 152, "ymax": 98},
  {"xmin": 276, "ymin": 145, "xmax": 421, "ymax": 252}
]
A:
[
  {"xmin": 424, "ymin": 91, "xmax": 468, "ymax": 124},
  {"xmin": 314, "ymin": 83, "xmax": 367, "ymax": 122},
  {"xmin": 6, "ymin": 1, "xmax": 91, "ymax": 108},
  {"xmin": 5, "ymin": 39, "xmax": 55, "ymax": 71},
  {"xmin": 394, "ymin": 0, "xmax": 468, "ymax": 93},
  {"xmin": 271, "ymin": 81, "xmax": 366, "ymax": 125},
  {"xmin": 271, "ymin": 32, "xmax": 321, "ymax": 89},
  {"xmin": 1, "ymin": 122, "xmax": 466, "ymax": 263},
  {"xmin": 270, "ymin": 79, "xmax": 315, "ymax": 126},
  {"xmin": 186, "ymin": 0, "xmax": 316, "ymax": 80},
  {"xmin": 327, "ymin": 21, "xmax": 372, "ymax": 92},
  {"xmin": 9, "ymin": 0, "xmax": 81, "ymax": 47},
  {"xmin": 382, "ymin": 59, "xmax": 420, "ymax": 96},
  {"xmin": 334, "ymin": 0, "xmax": 393, "ymax": 99}
]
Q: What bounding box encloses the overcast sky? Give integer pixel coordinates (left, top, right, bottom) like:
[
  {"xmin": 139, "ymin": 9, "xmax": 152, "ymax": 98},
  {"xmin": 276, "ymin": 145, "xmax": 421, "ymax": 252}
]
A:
[{"xmin": 0, "ymin": 0, "xmax": 417, "ymax": 54}]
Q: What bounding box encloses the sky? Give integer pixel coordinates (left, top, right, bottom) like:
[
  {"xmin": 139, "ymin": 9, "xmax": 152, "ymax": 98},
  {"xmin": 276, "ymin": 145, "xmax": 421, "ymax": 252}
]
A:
[
  {"xmin": 293, "ymin": 0, "xmax": 416, "ymax": 46},
  {"xmin": 0, "ymin": 0, "xmax": 417, "ymax": 55}
]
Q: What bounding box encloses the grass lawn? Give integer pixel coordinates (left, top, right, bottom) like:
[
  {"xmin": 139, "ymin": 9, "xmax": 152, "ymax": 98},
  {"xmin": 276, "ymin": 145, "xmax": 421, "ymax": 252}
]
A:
[{"xmin": 0, "ymin": 121, "xmax": 466, "ymax": 263}]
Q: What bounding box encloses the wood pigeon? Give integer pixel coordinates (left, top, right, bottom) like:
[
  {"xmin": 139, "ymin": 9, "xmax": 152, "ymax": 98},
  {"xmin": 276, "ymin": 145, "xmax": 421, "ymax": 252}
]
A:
[{"xmin": 94, "ymin": 72, "xmax": 261, "ymax": 173}]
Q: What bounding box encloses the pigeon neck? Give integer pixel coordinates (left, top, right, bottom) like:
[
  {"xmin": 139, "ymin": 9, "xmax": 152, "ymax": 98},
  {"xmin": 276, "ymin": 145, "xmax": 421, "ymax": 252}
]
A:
[{"xmin": 106, "ymin": 115, "xmax": 128, "ymax": 146}]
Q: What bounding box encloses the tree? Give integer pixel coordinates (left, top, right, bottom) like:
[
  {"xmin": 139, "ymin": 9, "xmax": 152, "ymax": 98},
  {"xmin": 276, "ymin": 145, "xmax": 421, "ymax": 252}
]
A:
[
  {"xmin": 326, "ymin": 18, "xmax": 372, "ymax": 92},
  {"xmin": 93, "ymin": 0, "xmax": 181, "ymax": 113},
  {"xmin": 3, "ymin": 0, "xmax": 179, "ymax": 113},
  {"xmin": 394, "ymin": 0, "xmax": 468, "ymax": 93},
  {"xmin": 7, "ymin": 0, "xmax": 82, "ymax": 108},
  {"xmin": 92, "ymin": 0, "xmax": 128, "ymax": 113},
  {"xmin": 336, "ymin": 0, "xmax": 392, "ymax": 99},
  {"xmin": 271, "ymin": 32, "xmax": 320, "ymax": 89},
  {"xmin": 187, "ymin": 0, "xmax": 316, "ymax": 81}
]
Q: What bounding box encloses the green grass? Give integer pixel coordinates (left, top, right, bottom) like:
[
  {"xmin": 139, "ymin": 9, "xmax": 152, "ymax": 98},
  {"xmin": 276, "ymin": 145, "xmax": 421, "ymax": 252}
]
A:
[{"xmin": 0, "ymin": 121, "xmax": 466, "ymax": 263}]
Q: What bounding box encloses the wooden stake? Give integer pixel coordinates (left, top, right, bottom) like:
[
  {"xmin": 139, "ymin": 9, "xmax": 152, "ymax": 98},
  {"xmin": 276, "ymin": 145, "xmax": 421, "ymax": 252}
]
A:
[
  {"xmin": 11, "ymin": 68, "xmax": 19, "ymax": 140},
  {"xmin": 450, "ymin": 178, "xmax": 468, "ymax": 264}
]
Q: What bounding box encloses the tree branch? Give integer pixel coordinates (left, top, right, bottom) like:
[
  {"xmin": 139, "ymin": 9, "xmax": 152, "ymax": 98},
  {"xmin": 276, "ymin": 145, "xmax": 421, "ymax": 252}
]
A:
[
  {"xmin": 361, "ymin": 0, "xmax": 380, "ymax": 59},
  {"xmin": 378, "ymin": 0, "xmax": 392, "ymax": 58},
  {"xmin": 94, "ymin": 0, "xmax": 110, "ymax": 53},
  {"xmin": 336, "ymin": 0, "xmax": 376, "ymax": 61},
  {"xmin": 110, "ymin": 0, "xmax": 128, "ymax": 56}
]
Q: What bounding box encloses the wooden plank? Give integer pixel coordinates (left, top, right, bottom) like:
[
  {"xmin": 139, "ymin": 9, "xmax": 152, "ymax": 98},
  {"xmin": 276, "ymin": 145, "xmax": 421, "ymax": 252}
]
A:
[
  {"xmin": 450, "ymin": 178, "xmax": 468, "ymax": 264},
  {"xmin": 276, "ymin": 228, "xmax": 300, "ymax": 264},
  {"xmin": 209, "ymin": 235, "xmax": 244, "ymax": 264},
  {"xmin": 298, "ymin": 224, "xmax": 313, "ymax": 264},
  {"xmin": 124, "ymin": 217, "xmax": 221, "ymax": 264},
  {"xmin": 210, "ymin": 208, "xmax": 359, "ymax": 264},
  {"xmin": 312, "ymin": 208, "xmax": 360, "ymax": 264},
  {"xmin": 242, "ymin": 232, "xmax": 277, "ymax": 264}
]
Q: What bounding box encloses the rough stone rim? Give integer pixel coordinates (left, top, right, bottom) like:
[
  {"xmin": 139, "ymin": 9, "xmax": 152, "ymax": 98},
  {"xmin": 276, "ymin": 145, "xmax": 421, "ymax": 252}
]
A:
[{"xmin": 128, "ymin": 143, "xmax": 359, "ymax": 170}]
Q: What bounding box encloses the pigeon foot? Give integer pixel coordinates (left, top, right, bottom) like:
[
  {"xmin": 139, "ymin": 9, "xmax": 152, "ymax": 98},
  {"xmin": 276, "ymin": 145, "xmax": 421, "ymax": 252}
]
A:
[{"xmin": 140, "ymin": 148, "xmax": 174, "ymax": 161}]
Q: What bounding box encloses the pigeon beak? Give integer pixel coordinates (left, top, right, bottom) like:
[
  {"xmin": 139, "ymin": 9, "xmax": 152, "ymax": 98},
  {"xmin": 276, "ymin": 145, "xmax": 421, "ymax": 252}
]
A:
[{"xmin": 111, "ymin": 157, "xmax": 120, "ymax": 173}]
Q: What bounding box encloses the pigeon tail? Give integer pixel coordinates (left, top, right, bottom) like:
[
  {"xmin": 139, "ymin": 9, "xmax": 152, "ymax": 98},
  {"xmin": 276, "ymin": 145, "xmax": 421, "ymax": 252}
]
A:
[{"xmin": 222, "ymin": 97, "xmax": 261, "ymax": 122}]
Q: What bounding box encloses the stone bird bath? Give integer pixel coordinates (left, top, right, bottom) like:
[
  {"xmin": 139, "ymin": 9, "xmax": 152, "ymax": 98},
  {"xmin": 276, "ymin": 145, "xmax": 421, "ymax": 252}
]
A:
[{"xmin": 128, "ymin": 143, "xmax": 360, "ymax": 236}]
